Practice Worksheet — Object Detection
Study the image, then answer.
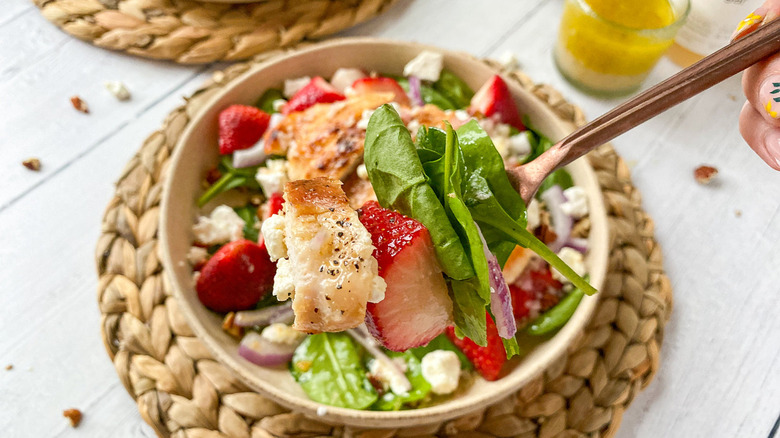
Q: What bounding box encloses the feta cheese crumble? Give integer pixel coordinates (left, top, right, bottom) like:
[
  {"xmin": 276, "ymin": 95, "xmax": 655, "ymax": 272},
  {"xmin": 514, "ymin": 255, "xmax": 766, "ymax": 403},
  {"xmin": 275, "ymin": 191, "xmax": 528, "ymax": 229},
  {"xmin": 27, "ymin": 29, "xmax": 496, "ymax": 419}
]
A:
[
  {"xmin": 506, "ymin": 132, "xmax": 532, "ymax": 164},
  {"xmin": 104, "ymin": 81, "xmax": 131, "ymax": 101},
  {"xmin": 560, "ymin": 186, "xmax": 589, "ymax": 219},
  {"xmin": 551, "ymin": 247, "xmax": 587, "ymax": 284},
  {"xmin": 421, "ymin": 350, "xmax": 461, "ymax": 395},
  {"xmin": 283, "ymin": 76, "xmax": 311, "ymax": 98},
  {"xmin": 403, "ymin": 50, "xmax": 444, "ymax": 82},
  {"xmin": 255, "ymin": 159, "xmax": 289, "ymax": 196},
  {"xmin": 272, "ymin": 99, "xmax": 287, "ymax": 112},
  {"xmin": 187, "ymin": 246, "xmax": 208, "ymax": 266},
  {"xmin": 356, "ymin": 109, "xmax": 374, "ymax": 130},
  {"xmin": 273, "ymin": 258, "xmax": 295, "ymax": 301},
  {"xmin": 261, "ymin": 213, "xmax": 287, "ymax": 261},
  {"xmin": 192, "ymin": 205, "xmax": 245, "ymax": 245},
  {"xmin": 526, "ymin": 199, "xmax": 541, "ymax": 230},
  {"xmin": 261, "ymin": 323, "xmax": 306, "ymax": 345},
  {"xmin": 356, "ymin": 163, "xmax": 368, "ymax": 180},
  {"xmin": 369, "ymin": 357, "xmax": 411, "ymax": 395}
]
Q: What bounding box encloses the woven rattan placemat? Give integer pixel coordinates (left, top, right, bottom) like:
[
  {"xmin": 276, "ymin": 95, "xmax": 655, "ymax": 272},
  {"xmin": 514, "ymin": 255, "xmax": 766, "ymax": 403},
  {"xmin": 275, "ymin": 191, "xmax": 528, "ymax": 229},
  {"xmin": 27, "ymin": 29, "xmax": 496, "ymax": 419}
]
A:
[
  {"xmin": 96, "ymin": 53, "xmax": 672, "ymax": 437},
  {"xmin": 34, "ymin": 0, "xmax": 396, "ymax": 63}
]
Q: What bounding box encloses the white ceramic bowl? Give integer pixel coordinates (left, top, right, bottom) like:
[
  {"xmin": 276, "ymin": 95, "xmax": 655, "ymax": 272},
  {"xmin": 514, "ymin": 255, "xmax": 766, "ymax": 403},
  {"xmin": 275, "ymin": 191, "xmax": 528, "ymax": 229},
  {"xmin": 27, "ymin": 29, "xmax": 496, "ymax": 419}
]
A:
[{"xmin": 160, "ymin": 38, "xmax": 608, "ymax": 429}]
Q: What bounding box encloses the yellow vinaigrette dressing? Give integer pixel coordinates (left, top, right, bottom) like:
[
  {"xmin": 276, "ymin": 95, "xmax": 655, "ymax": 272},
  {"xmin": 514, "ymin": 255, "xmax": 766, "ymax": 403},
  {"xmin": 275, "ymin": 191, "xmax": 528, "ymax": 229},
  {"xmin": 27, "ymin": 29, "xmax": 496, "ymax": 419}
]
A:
[{"xmin": 555, "ymin": 0, "xmax": 685, "ymax": 95}]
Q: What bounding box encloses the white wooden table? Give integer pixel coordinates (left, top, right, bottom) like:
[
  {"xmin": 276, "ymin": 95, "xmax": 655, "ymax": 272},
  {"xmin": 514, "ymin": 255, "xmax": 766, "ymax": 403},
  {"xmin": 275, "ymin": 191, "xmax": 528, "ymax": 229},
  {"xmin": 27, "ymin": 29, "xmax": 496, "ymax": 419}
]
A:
[{"xmin": 1, "ymin": 0, "xmax": 778, "ymax": 436}]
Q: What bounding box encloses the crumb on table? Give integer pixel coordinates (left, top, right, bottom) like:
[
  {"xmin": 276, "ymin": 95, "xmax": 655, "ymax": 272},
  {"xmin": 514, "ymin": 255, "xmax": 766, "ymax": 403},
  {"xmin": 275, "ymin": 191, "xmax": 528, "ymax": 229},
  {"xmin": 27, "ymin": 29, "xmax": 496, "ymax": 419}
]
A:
[
  {"xmin": 5, "ymin": 364, "xmax": 12, "ymax": 371},
  {"xmin": 63, "ymin": 408, "xmax": 82, "ymax": 427},
  {"xmin": 22, "ymin": 158, "xmax": 41, "ymax": 171},
  {"xmin": 70, "ymin": 96, "xmax": 89, "ymax": 114},
  {"xmin": 694, "ymin": 165, "xmax": 718, "ymax": 185}
]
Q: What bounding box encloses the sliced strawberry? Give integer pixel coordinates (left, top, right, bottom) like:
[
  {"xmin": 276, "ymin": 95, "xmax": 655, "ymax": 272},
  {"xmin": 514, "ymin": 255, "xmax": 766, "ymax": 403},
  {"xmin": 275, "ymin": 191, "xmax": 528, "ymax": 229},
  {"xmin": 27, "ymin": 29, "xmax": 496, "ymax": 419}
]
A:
[
  {"xmin": 282, "ymin": 77, "xmax": 345, "ymax": 114},
  {"xmin": 358, "ymin": 201, "xmax": 452, "ymax": 351},
  {"xmin": 265, "ymin": 192, "xmax": 285, "ymax": 219},
  {"xmin": 351, "ymin": 77, "xmax": 411, "ymax": 106},
  {"xmin": 196, "ymin": 239, "xmax": 275, "ymax": 312},
  {"xmin": 469, "ymin": 74, "xmax": 525, "ymax": 131},
  {"xmin": 446, "ymin": 313, "xmax": 507, "ymax": 381},
  {"xmin": 511, "ymin": 267, "xmax": 563, "ymax": 321},
  {"xmin": 218, "ymin": 105, "xmax": 271, "ymax": 155}
]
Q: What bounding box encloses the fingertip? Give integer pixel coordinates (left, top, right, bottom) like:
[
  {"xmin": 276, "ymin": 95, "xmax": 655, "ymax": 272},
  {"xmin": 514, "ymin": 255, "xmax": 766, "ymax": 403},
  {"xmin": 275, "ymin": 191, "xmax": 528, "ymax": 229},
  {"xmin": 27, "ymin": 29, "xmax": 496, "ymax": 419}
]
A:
[{"xmin": 739, "ymin": 102, "xmax": 780, "ymax": 171}]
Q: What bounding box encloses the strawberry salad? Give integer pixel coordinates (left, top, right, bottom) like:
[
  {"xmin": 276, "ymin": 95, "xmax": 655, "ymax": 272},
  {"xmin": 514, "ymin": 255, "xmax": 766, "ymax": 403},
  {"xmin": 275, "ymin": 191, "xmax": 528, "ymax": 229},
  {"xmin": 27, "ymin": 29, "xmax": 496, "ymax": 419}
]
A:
[{"xmin": 188, "ymin": 51, "xmax": 595, "ymax": 411}]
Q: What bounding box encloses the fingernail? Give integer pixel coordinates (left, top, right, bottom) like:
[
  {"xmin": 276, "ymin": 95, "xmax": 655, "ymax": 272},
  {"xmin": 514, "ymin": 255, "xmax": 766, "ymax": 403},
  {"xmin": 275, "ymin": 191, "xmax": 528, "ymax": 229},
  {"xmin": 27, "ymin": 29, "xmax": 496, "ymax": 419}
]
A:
[
  {"xmin": 762, "ymin": 131, "xmax": 780, "ymax": 170},
  {"xmin": 731, "ymin": 10, "xmax": 765, "ymax": 42},
  {"xmin": 759, "ymin": 77, "xmax": 780, "ymax": 120}
]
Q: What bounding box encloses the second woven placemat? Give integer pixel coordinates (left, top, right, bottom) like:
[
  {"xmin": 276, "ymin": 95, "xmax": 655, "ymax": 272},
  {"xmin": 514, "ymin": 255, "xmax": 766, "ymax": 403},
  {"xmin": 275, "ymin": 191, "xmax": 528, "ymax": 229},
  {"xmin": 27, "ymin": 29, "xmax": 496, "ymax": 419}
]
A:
[
  {"xmin": 96, "ymin": 54, "xmax": 672, "ymax": 437},
  {"xmin": 35, "ymin": 0, "xmax": 397, "ymax": 63}
]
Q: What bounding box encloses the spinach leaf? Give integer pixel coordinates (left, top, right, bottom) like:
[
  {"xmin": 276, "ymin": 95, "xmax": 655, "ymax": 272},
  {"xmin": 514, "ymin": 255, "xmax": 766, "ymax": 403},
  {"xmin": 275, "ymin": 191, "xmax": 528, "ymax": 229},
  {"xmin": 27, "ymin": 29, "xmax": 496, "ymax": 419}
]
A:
[
  {"xmin": 536, "ymin": 168, "xmax": 574, "ymax": 198},
  {"xmin": 364, "ymin": 104, "xmax": 474, "ymax": 280},
  {"xmin": 372, "ymin": 351, "xmax": 431, "ymax": 411},
  {"xmin": 409, "ymin": 334, "xmax": 472, "ymax": 370},
  {"xmin": 397, "ymin": 78, "xmax": 457, "ymax": 110},
  {"xmin": 291, "ymin": 333, "xmax": 377, "ymax": 409},
  {"xmin": 255, "ymin": 88, "xmax": 285, "ymax": 114},
  {"xmin": 432, "ymin": 70, "xmax": 474, "ymax": 109},
  {"xmin": 198, "ymin": 156, "xmax": 260, "ymax": 207},
  {"xmin": 233, "ymin": 205, "xmax": 259, "ymax": 242}
]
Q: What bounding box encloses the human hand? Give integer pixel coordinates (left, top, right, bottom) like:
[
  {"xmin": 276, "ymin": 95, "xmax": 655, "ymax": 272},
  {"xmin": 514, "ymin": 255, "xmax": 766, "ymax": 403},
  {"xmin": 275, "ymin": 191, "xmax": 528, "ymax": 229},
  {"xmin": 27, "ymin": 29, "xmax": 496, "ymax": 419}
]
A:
[{"xmin": 734, "ymin": 0, "xmax": 780, "ymax": 170}]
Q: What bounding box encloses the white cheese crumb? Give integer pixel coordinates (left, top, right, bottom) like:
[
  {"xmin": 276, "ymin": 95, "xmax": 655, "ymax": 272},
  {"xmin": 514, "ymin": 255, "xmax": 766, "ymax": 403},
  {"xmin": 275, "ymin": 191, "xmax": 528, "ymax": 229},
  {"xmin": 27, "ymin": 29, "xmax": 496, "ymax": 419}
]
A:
[
  {"xmin": 272, "ymin": 99, "xmax": 287, "ymax": 112},
  {"xmin": 255, "ymin": 159, "xmax": 289, "ymax": 196},
  {"xmin": 421, "ymin": 350, "xmax": 461, "ymax": 395},
  {"xmin": 356, "ymin": 163, "xmax": 368, "ymax": 180},
  {"xmin": 454, "ymin": 109, "xmax": 471, "ymax": 121},
  {"xmin": 526, "ymin": 199, "xmax": 541, "ymax": 231},
  {"xmin": 104, "ymin": 81, "xmax": 131, "ymax": 101},
  {"xmin": 368, "ymin": 276, "xmax": 386, "ymax": 304},
  {"xmin": 498, "ymin": 51, "xmax": 519, "ymax": 70},
  {"xmin": 551, "ymin": 247, "xmax": 587, "ymax": 284},
  {"xmin": 187, "ymin": 246, "xmax": 208, "ymax": 266},
  {"xmin": 331, "ymin": 68, "xmax": 366, "ymax": 92},
  {"xmin": 283, "ymin": 76, "xmax": 311, "ymax": 98},
  {"xmin": 369, "ymin": 358, "xmax": 411, "ymax": 395},
  {"xmin": 261, "ymin": 213, "xmax": 288, "ymax": 261},
  {"xmin": 192, "ymin": 205, "xmax": 245, "ymax": 245},
  {"xmin": 356, "ymin": 109, "xmax": 374, "ymax": 130},
  {"xmin": 261, "ymin": 323, "xmax": 306, "ymax": 345},
  {"xmin": 316, "ymin": 406, "xmax": 328, "ymax": 416},
  {"xmin": 403, "ymin": 51, "xmax": 444, "ymax": 82},
  {"xmin": 507, "ymin": 132, "xmax": 532, "ymax": 163},
  {"xmin": 560, "ymin": 186, "xmax": 589, "ymax": 219},
  {"xmin": 406, "ymin": 119, "xmax": 421, "ymax": 137},
  {"xmin": 273, "ymin": 258, "xmax": 295, "ymax": 301}
]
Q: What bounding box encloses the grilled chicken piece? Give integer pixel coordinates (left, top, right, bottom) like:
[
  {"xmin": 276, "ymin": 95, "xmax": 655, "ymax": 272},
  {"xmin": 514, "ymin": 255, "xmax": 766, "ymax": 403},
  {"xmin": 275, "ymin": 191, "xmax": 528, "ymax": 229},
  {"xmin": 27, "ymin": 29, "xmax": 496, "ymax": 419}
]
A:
[
  {"xmin": 261, "ymin": 177, "xmax": 385, "ymax": 334},
  {"xmin": 342, "ymin": 170, "xmax": 377, "ymax": 210},
  {"xmin": 264, "ymin": 93, "xmax": 395, "ymax": 181}
]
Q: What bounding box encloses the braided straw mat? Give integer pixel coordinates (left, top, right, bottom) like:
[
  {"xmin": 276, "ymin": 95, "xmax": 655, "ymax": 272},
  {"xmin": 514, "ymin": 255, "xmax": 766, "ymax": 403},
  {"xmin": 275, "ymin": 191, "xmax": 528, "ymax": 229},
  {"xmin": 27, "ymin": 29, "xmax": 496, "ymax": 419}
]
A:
[
  {"xmin": 96, "ymin": 52, "xmax": 673, "ymax": 437},
  {"xmin": 34, "ymin": 0, "xmax": 397, "ymax": 63}
]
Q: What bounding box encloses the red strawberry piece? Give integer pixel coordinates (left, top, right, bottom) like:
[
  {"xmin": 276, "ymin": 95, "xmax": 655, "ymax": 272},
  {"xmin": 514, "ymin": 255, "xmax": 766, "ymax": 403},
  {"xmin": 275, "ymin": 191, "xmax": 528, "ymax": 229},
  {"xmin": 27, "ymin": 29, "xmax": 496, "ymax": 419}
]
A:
[
  {"xmin": 469, "ymin": 74, "xmax": 525, "ymax": 131},
  {"xmin": 445, "ymin": 313, "xmax": 507, "ymax": 381},
  {"xmin": 265, "ymin": 192, "xmax": 285, "ymax": 219},
  {"xmin": 358, "ymin": 201, "xmax": 452, "ymax": 351},
  {"xmin": 218, "ymin": 105, "xmax": 271, "ymax": 155},
  {"xmin": 511, "ymin": 267, "xmax": 563, "ymax": 321},
  {"xmin": 282, "ymin": 77, "xmax": 345, "ymax": 114},
  {"xmin": 351, "ymin": 77, "xmax": 411, "ymax": 106},
  {"xmin": 196, "ymin": 239, "xmax": 275, "ymax": 313}
]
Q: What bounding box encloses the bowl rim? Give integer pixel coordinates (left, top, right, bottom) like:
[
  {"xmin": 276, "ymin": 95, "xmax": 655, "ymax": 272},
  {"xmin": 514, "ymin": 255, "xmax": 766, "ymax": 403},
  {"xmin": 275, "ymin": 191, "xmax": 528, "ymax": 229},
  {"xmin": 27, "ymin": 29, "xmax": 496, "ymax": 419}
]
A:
[{"xmin": 159, "ymin": 37, "xmax": 608, "ymax": 428}]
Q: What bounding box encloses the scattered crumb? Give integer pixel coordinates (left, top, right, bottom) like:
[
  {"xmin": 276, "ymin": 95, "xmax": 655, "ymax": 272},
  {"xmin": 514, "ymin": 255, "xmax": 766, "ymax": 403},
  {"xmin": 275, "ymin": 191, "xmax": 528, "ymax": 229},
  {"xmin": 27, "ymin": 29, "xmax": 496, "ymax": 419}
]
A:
[
  {"xmin": 316, "ymin": 406, "xmax": 328, "ymax": 416},
  {"xmin": 694, "ymin": 165, "xmax": 718, "ymax": 185},
  {"xmin": 727, "ymin": 94, "xmax": 737, "ymax": 102},
  {"xmin": 70, "ymin": 96, "xmax": 89, "ymax": 114},
  {"xmin": 735, "ymin": 209, "xmax": 742, "ymax": 218},
  {"xmin": 22, "ymin": 158, "xmax": 41, "ymax": 171},
  {"xmin": 104, "ymin": 81, "xmax": 131, "ymax": 101},
  {"xmin": 63, "ymin": 409, "xmax": 82, "ymax": 427},
  {"xmin": 5, "ymin": 364, "xmax": 12, "ymax": 371}
]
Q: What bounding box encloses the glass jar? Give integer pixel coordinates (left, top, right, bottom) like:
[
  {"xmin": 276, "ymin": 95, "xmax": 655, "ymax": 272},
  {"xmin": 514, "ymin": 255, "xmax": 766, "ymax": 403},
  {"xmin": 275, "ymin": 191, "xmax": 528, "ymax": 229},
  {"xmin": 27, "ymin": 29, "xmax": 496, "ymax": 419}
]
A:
[{"xmin": 554, "ymin": 0, "xmax": 691, "ymax": 96}]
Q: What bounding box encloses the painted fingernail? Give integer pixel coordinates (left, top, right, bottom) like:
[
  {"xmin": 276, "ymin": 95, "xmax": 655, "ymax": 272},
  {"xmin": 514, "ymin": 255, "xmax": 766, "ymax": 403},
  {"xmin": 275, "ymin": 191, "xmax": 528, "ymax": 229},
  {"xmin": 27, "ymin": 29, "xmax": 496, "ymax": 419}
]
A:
[
  {"xmin": 759, "ymin": 78, "xmax": 780, "ymax": 119},
  {"xmin": 761, "ymin": 131, "xmax": 780, "ymax": 170},
  {"xmin": 731, "ymin": 10, "xmax": 765, "ymax": 41}
]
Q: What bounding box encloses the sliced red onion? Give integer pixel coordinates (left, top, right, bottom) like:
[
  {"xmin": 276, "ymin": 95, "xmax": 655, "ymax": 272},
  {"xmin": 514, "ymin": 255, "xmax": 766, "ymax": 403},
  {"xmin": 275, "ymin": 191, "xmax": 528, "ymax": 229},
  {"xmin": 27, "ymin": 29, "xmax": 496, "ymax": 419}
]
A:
[
  {"xmin": 564, "ymin": 237, "xmax": 588, "ymax": 254},
  {"xmin": 407, "ymin": 75, "xmax": 424, "ymax": 107},
  {"xmin": 347, "ymin": 327, "xmax": 411, "ymax": 393},
  {"xmin": 238, "ymin": 331, "xmax": 297, "ymax": 366},
  {"xmin": 232, "ymin": 113, "xmax": 284, "ymax": 168},
  {"xmin": 234, "ymin": 303, "xmax": 293, "ymax": 327},
  {"xmin": 541, "ymin": 185, "xmax": 573, "ymax": 253},
  {"xmin": 331, "ymin": 68, "xmax": 367, "ymax": 92},
  {"xmin": 475, "ymin": 224, "xmax": 517, "ymax": 339}
]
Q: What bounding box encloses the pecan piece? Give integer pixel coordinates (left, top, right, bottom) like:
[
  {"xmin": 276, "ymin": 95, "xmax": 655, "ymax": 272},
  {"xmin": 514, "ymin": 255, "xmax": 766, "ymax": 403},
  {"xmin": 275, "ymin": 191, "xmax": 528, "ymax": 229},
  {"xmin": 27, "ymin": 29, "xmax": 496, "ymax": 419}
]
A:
[
  {"xmin": 70, "ymin": 96, "xmax": 89, "ymax": 114},
  {"xmin": 63, "ymin": 408, "xmax": 82, "ymax": 427},
  {"xmin": 694, "ymin": 165, "xmax": 718, "ymax": 185}
]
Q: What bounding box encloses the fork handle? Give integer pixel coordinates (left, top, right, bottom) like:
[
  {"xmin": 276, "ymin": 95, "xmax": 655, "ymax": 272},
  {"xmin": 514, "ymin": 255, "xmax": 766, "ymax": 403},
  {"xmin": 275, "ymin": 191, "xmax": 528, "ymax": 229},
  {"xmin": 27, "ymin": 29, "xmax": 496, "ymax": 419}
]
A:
[{"xmin": 550, "ymin": 17, "xmax": 780, "ymax": 168}]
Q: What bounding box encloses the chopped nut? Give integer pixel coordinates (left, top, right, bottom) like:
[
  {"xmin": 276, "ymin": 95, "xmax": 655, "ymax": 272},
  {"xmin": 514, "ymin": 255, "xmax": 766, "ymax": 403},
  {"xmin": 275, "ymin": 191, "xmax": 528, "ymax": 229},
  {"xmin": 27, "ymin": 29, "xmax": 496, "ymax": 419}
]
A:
[
  {"xmin": 63, "ymin": 409, "xmax": 82, "ymax": 427},
  {"xmin": 70, "ymin": 96, "xmax": 89, "ymax": 113},
  {"xmin": 221, "ymin": 312, "xmax": 243, "ymax": 339},
  {"xmin": 206, "ymin": 168, "xmax": 222, "ymax": 184},
  {"xmin": 5, "ymin": 364, "xmax": 12, "ymax": 371},
  {"xmin": 534, "ymin": 223, "xmax": 558, "ymax": 245},
  {"xmin": 694, "ymin": 165, "xmax": 718, "ymax": 185},
  {"xmin": 104, "ymin": 81, "xmax": 131, "ymax": 101},
  {"xmin": 735, "ymin": 209, "xmax": 742, "ymax": 218},
  {"xmin": 22, "ymin": 158, "xmax": 41, "ymax": 171}
]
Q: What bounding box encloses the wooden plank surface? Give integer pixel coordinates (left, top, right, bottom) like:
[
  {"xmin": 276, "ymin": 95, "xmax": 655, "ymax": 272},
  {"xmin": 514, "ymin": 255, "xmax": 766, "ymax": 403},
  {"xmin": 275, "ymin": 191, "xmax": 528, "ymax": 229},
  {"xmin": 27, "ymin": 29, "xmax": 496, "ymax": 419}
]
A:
[{"xmin": 1, "ymin": 0, "xmax": 778, "ymax": 436}]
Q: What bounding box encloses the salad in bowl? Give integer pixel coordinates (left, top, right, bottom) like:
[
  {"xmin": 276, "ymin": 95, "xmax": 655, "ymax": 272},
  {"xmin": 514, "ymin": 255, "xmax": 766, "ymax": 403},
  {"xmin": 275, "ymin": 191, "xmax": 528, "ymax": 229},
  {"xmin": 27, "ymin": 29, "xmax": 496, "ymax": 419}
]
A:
[{"xmin": 161, "ymin": 39, "xmax": 607, "ymax": 428}]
